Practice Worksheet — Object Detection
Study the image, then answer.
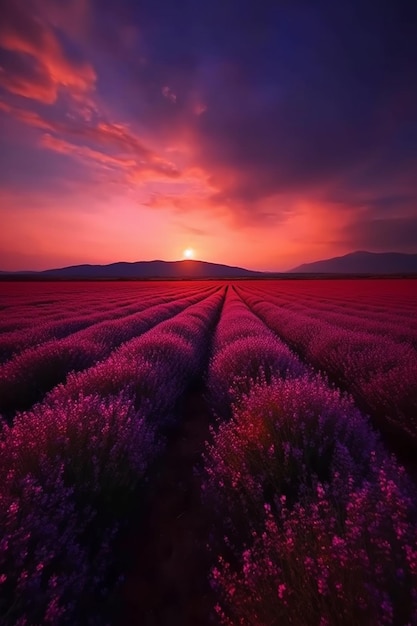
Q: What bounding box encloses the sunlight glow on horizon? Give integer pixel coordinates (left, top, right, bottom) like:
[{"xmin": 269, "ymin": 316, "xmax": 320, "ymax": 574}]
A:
[{"xmin": 183, "ymin": 248, "xmax": 194, "ymax": 259}]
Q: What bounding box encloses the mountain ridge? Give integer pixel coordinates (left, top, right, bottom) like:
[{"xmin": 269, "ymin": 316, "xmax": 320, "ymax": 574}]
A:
[
  {"xmin": 290, "ymin": 251, "xmax": 417, "ymax": 274},
  {"xmin": 0, "ymin": 259, "xmax": 263, "ymax": 278},
  {"xmin": 1, "ymin": 251, "xmax": 417, "ymax": 277}
]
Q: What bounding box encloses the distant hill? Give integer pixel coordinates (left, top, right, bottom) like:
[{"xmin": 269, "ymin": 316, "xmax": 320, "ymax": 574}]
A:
[
  {"xmin": 3, "ymin": 252, "xmax": 417, "ymax": 278},
  {"xmin": 290, "ymin": 251, "xmax": 417, "ymax": 274},
  {"xmin": 2, "ymin": 259, "xmax": 263, "ymax": 279}
]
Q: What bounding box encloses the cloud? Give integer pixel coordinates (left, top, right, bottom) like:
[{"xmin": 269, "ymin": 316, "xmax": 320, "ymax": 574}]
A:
[
  {"xmin": 142, "ymin": 185, "xmax": 228, "ymax": 220},
  {"xmin": 0, "ymin": 49, "xmax": 58, "ymax": 103},
  {"xmin": 162, "ymin": 86, "xmax": 177, "ymax": 103},
  {"xmin": 68, "ymin": 120, "xmax": 182, "ymax": 177},
  {"xmin": 193, "ymin": 102, "xmax": 207, "ymax": 116},
  {"xmin": 39, "ymin": 130, "xmax": 182, "ymax": 182},
  {"xmin": 40, "ymin": 133, "xmax": 136, "ymax": 168},
  {"xmin": 0, "ymin": 0, "xmax": 96, "ymax": 104},
  {"xmin": 0, "ymin": 98, "xmax": 182, "ymax": 183},
  {"xmin": 172, "ymin": 220, "xmax": 211, "ymax": 237},
  {"xmin": 83, "ymin": 0, "xmax": 417, "ymax": 231},
  {"xmin": 0, "ymin": 99, "xmax": 54, "ymax": 130}
]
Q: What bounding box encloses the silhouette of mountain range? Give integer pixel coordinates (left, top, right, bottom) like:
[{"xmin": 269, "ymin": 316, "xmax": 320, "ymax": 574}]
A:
[
  {"xmin": 2, "ymin": 252, "xmax": 417, "ymax": 278},
  {"xmin": 290, "ymin": 251, "xmax": 417, "ymax": 274},
  {"xmin": 3, "ymin": 259, "xmax": 263, "ymax": 278}
]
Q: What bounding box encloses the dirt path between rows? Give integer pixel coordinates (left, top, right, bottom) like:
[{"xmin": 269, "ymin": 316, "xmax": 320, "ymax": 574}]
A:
[{"xmin": 113, "ymin": 384, "xmax": 215, "ymax": 626}]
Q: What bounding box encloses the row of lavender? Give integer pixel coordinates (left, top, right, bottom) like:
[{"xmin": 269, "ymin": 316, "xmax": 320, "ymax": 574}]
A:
[
  {"xmin": 0, "ymin": 288, "xmax": 225, "ymax": 625},
  {"xmin": 250, "ymin": 283, "xmax": 417, "ymax": 347},
  {"xmin": 0, "ymin": 291, "xmax": 164, "ymax": 361},
  {"xmin": 283, "ymin": 299, "xmax": 417, "ymax": 347},
  {"xmin": 202, "ymin": 288, "xmax": 417, "ymax": 624},
  {"xmin": 0, "ymin": 285, "xmax": 216, "ymax": 417},
  {"xmin": 236, "ymin": 285, "xmax": 417, "ymax": 446},
  {"xmin": 0, "ymin": 282, "xmax": 163, "ymax": 331},
  {"xmin": 0, "ymin": 283, "xmax": 209, "ymax": 360},
  {"xmin": 258, "ymin": 279, "xmax": 417, "ymax": 313}
]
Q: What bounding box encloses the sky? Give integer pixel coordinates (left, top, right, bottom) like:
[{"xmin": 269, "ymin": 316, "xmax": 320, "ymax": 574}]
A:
[{"xmin": 0, "ymin": 0, "xmax": 416, "ymax": 271}]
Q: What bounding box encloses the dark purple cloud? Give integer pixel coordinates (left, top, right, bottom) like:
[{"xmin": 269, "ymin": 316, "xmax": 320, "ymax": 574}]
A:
[{"xmin": 82, "ymin": 0, "xmax": 417, "ymax": 224}]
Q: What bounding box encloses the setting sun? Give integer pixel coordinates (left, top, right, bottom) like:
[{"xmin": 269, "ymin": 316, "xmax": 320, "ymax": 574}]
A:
[{"xmin": 183, "ymin": 248, "xmax": 194, "ymax": 259}]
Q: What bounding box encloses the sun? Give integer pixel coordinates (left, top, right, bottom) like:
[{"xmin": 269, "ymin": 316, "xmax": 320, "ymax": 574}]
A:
[{"xmin": 183, "ymin": 248, "xmax": 194, "ymax": 259}]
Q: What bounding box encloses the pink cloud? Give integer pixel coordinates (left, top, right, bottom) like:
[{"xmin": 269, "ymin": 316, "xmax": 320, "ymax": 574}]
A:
[
  {"xmin": 40, "ymin": 131, "xmax": 182, "ymax": 184},
  {"xmin": 0, "ymin": 0, "xmax": 96, "ymax": 104},
  {"xmin": 162, "ymin": 86, "xmax": 177, "ymax": 103},
  {"xmin": 193, "ymin": 102, "xmax": 207, "ymax": 116},
  {"xmin": 0, "ymin": 99, "xmax": 54, "ymax": 130},
  {"xmin": 40, "ymin": 133, "xmax": 137, "ymax": 169},
  {"xmin": 0, "ymin": 98, "xmax": 183, "ymax": 183}
]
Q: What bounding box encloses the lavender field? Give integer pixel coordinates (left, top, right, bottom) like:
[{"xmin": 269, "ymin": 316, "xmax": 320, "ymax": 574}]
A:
[{"xmin": 1, "ymin": 279, "xmax": 417, "ymax": 626}]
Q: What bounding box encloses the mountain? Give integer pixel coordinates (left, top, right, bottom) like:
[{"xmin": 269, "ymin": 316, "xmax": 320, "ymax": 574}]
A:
[
  {"xmin": 3, "ymin": 252, "xmax": 417, "ymax": 278},
  {"xmin": 290, "ymin": 251, "xmax": 417, "ymax": 274},
  {"xmin": 2, "ymin": 259, "xmax": 263, "ymax": 279}
]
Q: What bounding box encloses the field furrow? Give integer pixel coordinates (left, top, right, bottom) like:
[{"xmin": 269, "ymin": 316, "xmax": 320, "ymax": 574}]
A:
[
  {"xmin": 0, "ymin": 285, "xmax": 217, "ymax": 417},
  {"xmin": 202, "ymin": 284, "xmax": 417, "ymax": 626},
  {"xmin": 237, "ymin": 284, "xmax": 417, "ymax": 453},
  {"xmin": 249, "ymin": 284, "xmax": 417, "ymax": 347},
  {"xmin": 0, "ymin": 292, "xmax": 181, "ymax": 362},
  {"xmin": 0, "ymin": 288, "xmax": 225, "ymax": 626},
  {"xmin": 1, "ymin": 279, "xmax": 416, "ymax": 626}
]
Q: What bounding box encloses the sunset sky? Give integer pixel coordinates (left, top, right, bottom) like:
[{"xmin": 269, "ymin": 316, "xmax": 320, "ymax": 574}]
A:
[{"xmin": 1, "ymin": 0, "xmax": 416, "ymax": 271}]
